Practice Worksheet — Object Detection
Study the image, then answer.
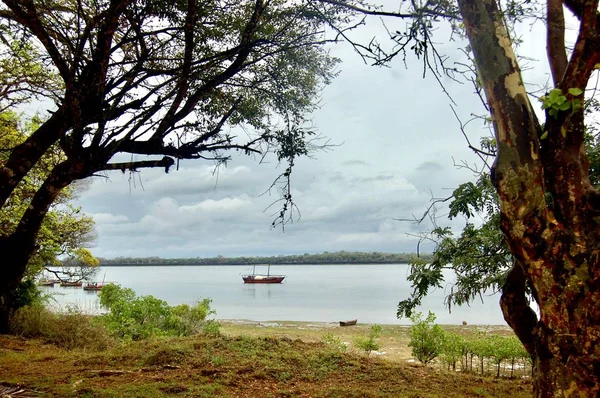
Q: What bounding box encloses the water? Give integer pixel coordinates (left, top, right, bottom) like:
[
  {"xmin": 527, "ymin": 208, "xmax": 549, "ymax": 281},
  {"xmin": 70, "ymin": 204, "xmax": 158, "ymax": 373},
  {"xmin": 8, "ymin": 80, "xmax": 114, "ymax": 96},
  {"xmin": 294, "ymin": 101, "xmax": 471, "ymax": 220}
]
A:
[{"xmin": 42, "ymin": 264, "xmax": 506, "ymax": 325}]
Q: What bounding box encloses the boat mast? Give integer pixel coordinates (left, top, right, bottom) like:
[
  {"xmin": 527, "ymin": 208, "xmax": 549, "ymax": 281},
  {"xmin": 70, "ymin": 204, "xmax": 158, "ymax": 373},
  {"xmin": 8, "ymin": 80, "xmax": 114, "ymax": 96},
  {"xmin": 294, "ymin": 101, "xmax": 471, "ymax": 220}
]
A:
[{"xmin": 267, "ymin": 264, "xmax": 270, "ymax": 277}]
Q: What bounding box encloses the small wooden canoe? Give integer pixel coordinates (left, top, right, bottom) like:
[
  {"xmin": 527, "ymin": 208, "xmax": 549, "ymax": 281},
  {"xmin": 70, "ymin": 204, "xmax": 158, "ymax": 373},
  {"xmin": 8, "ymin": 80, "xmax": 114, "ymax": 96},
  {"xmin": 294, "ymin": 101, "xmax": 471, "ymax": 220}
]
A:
[{"xmin": 339, "ymin": 319, "xmax": 357, "ymax": 327}]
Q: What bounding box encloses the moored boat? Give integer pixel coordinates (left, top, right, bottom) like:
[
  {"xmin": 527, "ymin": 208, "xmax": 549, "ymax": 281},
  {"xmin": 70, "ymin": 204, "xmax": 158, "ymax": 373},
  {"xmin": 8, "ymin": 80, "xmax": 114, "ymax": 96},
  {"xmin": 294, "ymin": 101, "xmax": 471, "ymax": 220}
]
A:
[
  {"xmin": 242, "ymin": 264, "xmax": 285, "ymax": 284},
  {"xmin": 59, "ymin": 280, "xmax": 83, "ymax": 287},
  {"xmin": 83, "ymin": 282, "xmax": 105, "ymax": 291}
]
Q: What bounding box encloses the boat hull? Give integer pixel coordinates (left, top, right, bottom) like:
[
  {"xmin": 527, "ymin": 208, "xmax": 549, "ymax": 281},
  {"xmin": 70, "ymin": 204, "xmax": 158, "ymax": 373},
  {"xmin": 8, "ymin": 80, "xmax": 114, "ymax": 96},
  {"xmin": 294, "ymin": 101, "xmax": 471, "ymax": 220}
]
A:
[
  {"xmin": 60, "ymin": 281, "xmax": 83, "ymax": 287},
  {"xmin": 242, "ymin": 275, "xmax": 285, "ymax": 284},
  {"xmin": 339, "ymin": 319, "xmax": 357, "ymax": 327},
  {"xmin": 83, "ymin": 284, "xmax": 104, "ymax": 291}
]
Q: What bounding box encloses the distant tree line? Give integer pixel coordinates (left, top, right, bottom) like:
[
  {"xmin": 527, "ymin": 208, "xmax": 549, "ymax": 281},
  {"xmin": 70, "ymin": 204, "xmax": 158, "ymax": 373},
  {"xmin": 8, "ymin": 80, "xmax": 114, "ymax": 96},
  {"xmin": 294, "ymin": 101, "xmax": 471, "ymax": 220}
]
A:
[{"xmin": 97, "ymin": 251, "xmax": 424, "ymax": 266}]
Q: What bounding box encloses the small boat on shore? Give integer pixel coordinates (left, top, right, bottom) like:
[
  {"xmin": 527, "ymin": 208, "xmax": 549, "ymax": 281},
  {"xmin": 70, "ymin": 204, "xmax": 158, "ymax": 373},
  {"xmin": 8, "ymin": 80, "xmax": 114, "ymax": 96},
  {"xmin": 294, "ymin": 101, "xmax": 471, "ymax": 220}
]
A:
[
  {"xmin": 242, "ymin": 265, "xmax": 285, "ymax": 284},
  {"xmin": 339, "ymin": 319, "xmax": 357, "ymax": 327}
]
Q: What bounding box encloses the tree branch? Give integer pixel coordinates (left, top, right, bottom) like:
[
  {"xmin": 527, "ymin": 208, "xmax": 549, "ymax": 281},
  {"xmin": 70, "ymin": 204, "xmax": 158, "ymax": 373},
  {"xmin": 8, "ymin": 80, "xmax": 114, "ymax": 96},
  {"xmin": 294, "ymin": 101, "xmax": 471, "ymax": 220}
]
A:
[
  {"xmin": 100, "ymin": 156, "xmax": 175, "ymax": 173},
  {"xmin": 547, "ymin": 0, "xmax": 568, "ymax": 86},
  {"xmin": 500, "ymin": 262, "xmax": 538, "ymax": 357}
]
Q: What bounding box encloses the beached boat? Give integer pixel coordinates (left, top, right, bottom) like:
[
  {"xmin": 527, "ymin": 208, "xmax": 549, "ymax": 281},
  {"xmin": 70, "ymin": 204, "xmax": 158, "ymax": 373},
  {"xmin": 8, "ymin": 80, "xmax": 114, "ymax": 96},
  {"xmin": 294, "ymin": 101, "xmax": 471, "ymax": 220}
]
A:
[
  {"xmin": 242, "ymin": 265, "xmax": 285, "ymax": 284},
  {"xmin": 339, "ymin": 319, "xmax": 357, "ymax": 327}
]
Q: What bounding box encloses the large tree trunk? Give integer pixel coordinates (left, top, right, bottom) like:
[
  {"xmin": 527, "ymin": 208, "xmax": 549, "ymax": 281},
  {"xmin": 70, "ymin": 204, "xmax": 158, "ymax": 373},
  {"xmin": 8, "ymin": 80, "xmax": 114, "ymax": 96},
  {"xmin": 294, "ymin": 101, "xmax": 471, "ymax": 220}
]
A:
[
  {"xmin": 458, "ymin": 0, "xmax": 600, "ymax": 395},
  {"xmin": 0, "ymin": 160, "xmax": 78, "ymax": 301}
]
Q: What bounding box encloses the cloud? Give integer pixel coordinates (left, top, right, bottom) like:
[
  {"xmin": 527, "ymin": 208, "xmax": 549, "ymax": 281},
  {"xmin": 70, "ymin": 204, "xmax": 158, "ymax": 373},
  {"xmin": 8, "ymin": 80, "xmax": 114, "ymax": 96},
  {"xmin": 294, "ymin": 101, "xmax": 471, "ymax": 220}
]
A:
[
  {"xmin": 75, "ymin": 28, "xmax": 489, "ymax": 259},
  {"xmin": 91, "ymin": 213, "xmax": 129, "ymax": 224}
]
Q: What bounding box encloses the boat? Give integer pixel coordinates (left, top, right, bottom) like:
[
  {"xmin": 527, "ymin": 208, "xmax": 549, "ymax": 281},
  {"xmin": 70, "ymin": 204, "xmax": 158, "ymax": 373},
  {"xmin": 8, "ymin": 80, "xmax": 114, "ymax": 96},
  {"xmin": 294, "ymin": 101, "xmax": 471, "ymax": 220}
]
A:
[
  {"xmin": 83, "ymin": 282, "xmax": 105, "ymax": 291},
  {"xmin": 242, "ymin": 264, "xmax": 285, "ymax": 284},
  {"xmin": 38, "ymin": 279, "xmax": 55, "ymax": 287},
  {"xmin": 339, "ymin": 319, "xmax": 357, "ymax": 327},
  {"xmin": 83, "ymin": 272, "xmax": 107, "ymax": 291},
  {"xmin": 59, "ymin": 280, "xmax": 83, "ymax": 287}
]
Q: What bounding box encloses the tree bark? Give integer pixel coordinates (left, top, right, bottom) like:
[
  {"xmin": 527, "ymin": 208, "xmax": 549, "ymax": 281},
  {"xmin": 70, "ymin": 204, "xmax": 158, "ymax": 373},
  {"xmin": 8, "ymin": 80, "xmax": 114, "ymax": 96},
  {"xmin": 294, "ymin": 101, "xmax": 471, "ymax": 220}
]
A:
[
  {"xmin": 458, "ymin": 0, "xmax": 600, "ymax": 395},
  {"xmin": 0, "ymin": 160, "xmax": 78, "ymax": 298}
]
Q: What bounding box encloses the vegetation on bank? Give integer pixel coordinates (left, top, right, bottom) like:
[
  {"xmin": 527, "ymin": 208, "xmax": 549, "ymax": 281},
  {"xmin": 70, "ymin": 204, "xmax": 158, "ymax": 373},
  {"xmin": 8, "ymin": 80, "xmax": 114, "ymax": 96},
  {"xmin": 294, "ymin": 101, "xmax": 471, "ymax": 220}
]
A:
[
  {"xmin": 96, "ymin": 251, "xmax": 424, "ymax": 266},
  {"xmin": 2, "ymin": 308, "xmax": 531, "ymax": 397}
]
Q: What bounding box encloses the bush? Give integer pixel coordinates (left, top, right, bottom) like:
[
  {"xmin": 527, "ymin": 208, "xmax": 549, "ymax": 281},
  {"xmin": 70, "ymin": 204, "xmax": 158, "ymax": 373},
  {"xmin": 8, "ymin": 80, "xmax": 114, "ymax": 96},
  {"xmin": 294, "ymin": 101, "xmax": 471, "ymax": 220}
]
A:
[
  {"xmin": 408, "ymin": 311, "xmax": 445, "ymax": 364},
  {"xmin": 354, "ymin": 324, "xmax": 382, "ymax": 355},
  {"xmin": 321, "ymin": 333, "xmax": 347, "ymax": 352},
  {"xmin": 439, "ymin": 332, "xmax": 465, "ymax": 371},
  {"xmin": 10, "ymin": 304, "xmax": 112, "ymax": 350},
  {"xmin": 97, "ymin": 284, "xmax": 216, "ymax": 340}
]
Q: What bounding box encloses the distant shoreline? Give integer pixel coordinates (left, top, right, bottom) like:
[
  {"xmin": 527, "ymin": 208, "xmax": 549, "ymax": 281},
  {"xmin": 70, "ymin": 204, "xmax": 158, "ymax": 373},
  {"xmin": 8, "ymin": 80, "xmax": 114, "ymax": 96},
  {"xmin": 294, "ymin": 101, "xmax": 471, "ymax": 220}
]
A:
[
  {"xmin": 99, "ymin": 261, "xmax": 411, "ymax": 267},
  {"xmin": 93, "ymin": 250, "xmax": 428, "ymax": 267}
]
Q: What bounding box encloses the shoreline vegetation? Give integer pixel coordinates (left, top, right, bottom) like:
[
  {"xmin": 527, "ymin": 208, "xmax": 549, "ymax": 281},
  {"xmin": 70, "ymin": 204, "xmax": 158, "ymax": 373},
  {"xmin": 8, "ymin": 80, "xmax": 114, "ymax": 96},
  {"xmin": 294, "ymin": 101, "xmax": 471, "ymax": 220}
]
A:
[
  {"xmin": 1, "ymin": 318, "xmax": 531, "ymax": 397},
  {"xmin": 96, "ymin": 251, "xmax": 427, "ymax": 266}
]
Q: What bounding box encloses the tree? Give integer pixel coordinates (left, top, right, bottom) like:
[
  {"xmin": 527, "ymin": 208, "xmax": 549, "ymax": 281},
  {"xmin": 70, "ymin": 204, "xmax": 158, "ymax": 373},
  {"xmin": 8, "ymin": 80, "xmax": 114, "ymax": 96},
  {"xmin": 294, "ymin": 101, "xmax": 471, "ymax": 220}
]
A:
[
  {"xmin": 449, "ymin": 0, "xmax": 600, "ymax": 394},
  {"xmin": 0, "ymin": 0, "xmax": 348, "ymax": 298},
  {"xmin": 0, "ymin": 111, "xmax": 96, "ymax": 332},
  {"xmin": 357, "ymin": 0, "xmax": 600, "ymax": 393}
]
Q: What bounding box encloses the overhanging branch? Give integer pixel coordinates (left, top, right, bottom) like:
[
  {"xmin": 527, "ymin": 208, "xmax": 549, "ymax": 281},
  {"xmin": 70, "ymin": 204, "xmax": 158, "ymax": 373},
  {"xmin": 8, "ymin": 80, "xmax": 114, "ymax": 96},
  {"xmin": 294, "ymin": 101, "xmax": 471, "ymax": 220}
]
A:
[{"xmin": 100, "ymin": 156, "xmax": 175, "ymax": 173}]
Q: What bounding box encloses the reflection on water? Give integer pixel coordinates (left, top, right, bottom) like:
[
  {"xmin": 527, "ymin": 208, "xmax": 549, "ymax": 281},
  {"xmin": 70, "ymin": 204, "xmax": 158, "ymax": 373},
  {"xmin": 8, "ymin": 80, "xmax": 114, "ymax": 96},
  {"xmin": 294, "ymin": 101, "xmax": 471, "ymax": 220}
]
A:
[{"xmin": 44, "ymin": 264, "xmax": 507, "ymax": 325}]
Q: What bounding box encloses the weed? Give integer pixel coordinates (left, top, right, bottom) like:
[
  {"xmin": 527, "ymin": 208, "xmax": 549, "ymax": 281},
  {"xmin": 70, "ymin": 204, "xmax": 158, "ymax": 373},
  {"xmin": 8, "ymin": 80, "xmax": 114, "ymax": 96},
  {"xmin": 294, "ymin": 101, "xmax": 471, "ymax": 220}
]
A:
[
  {"xmin": 321, "ymin": 333, "xmax": 347, "ymax": 352},
  {"xmin": 354, "ymin": 324, "xmax": 382, "ymax": 355},
  {"xmin": 10, "ymin": 304, "xmax": 113, "ymax": 350}
]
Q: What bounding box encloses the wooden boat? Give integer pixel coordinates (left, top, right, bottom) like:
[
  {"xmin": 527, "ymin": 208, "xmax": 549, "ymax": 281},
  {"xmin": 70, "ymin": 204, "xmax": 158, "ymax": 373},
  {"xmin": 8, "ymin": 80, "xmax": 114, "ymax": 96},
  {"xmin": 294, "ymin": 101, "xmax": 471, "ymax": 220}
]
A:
[
  {"xmin": 83, "ymin": 272, "xmax": 107, "ymax": 291},
  {"xmin": 83, "ymin": 282, "xmax": 105, "ymax": 291},
  {"xmin": 339, "ymin": 319, "xmax": 357, "ymax": 327},
  {"xmin": 242, "ymin": 265, "xmax": 285, "ymax": 284},
  {"xmin": 59, "ymin": 280, "xmax": 83, "ymax": 287},
  {"xmin": 38, "ymin": 279, "xmax": 55, "ymax": 286}
]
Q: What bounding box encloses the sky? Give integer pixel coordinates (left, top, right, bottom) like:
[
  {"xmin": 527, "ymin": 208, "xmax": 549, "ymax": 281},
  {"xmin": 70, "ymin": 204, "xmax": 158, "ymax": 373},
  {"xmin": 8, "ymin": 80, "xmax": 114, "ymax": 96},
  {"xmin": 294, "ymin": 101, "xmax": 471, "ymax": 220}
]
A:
[{"xmin": 71, "ymin": 12, "xmax": 552, "ymax": 260}]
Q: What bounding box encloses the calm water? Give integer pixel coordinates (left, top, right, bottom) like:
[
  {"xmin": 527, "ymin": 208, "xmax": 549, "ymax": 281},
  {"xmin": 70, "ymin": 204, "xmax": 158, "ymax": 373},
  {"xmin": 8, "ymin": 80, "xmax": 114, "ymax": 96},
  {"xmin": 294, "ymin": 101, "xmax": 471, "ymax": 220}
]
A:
[{"xmin": 43, "ymin": 264, "xmax": 506, "ymax": 325}]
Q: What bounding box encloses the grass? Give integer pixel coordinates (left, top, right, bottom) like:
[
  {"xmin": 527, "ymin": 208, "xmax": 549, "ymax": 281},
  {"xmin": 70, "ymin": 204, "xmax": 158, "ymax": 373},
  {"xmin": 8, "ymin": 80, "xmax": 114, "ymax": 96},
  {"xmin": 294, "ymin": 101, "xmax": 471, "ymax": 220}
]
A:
[{"xmin": 0, "ymin": 320, "xmax": 531, "ymax": 397}]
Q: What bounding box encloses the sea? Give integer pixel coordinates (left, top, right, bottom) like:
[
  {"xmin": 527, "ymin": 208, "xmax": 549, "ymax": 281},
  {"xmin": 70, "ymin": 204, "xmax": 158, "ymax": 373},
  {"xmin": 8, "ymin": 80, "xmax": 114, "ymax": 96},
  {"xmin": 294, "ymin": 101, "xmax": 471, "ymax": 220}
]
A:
[{"xmin": 41, "ymin": 264, "xmax": 507, "ymax": 325}]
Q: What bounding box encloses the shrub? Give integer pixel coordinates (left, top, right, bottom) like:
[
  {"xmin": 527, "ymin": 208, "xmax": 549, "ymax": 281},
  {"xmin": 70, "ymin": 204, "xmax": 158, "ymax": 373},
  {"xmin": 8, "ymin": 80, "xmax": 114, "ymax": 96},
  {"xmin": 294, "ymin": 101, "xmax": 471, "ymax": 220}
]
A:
[
  {"xmin": 439, "ymin": 332, "xmax": 465, "ymax": 371},
  {"xmin": 354, "ymin": 324, "xmax": 382, "ymax": 355},
  {"xmin": 97, "ymin": 284, "xmax": 216, "ymax": 340},
  {"xmin": 408, "ymin": 311, "xmax": 445, "ymax": 364},
  {"xmin": 10, "ymin": 304, "xmax": 112, "ymax": 350},
  {"xmin": 321, "ymin": 333, "xmax": 347, "ymax": 352}
]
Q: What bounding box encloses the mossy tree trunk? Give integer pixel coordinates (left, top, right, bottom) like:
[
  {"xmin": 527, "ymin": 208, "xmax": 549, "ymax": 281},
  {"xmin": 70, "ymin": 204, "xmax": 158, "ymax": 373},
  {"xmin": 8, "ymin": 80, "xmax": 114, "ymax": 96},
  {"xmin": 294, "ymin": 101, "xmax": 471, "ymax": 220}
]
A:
[{"xmin": 457, "ymin": 0, "xmax": 600, "ymax": 395}]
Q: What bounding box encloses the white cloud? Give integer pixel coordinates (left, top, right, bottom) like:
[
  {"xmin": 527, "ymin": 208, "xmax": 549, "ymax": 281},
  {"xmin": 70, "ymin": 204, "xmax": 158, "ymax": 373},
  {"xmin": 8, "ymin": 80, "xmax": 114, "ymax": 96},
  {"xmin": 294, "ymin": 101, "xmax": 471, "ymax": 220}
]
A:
[
  {"xmin": 74, "ymin": 21, "xmax": 493, "ymax": 259},
  {"xmin": 91, "ymin": 213, "xmax": 129, "ymax": 224}
]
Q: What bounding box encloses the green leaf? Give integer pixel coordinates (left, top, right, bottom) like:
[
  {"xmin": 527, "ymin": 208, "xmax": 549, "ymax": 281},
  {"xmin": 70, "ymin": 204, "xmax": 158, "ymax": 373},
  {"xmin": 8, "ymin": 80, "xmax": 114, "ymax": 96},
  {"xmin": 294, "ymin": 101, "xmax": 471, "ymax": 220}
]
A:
[
  {"xmin": 540, "ymin": 131, "xmax": 548, "ymax": 140},
  {"xmin": 568, "ymin": 87, "xmax": 583, "ymax": 96},
  {"xmin": 559, "ymin": 102, "xmax": 571, "ymax": 111},
  {"xmin": 561, "ymin": 126, "xmax": 567, "ymax": 138}
]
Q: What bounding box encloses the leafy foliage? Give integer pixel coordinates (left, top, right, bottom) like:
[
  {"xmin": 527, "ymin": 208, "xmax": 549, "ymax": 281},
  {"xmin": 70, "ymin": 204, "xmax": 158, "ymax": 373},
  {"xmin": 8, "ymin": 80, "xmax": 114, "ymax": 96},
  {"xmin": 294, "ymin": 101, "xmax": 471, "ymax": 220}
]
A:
[
  {"xmin": 321, "ymin": 333, "xmax": 348, "ymax": 352},
  {"xmin": 97, "ymin": 284, "xmax": 217, "ymax": 340},
  {"xmin": 408, "ymin": 311, "xmax": 445, "ymax": 364},
  {"xmin": 398, "ymin": 172, "xmax": 510, "ymax": 319},
  {"xmin": 353, "ymin": 324, "xmax": 382, "ymax": 355},
  {"xmin": 0, "ymin": 0, "xmax": 351, "ymax": 295},
  {"xmin": 0, "ymin": 112, "xmax": 96, "ymax": 331}
]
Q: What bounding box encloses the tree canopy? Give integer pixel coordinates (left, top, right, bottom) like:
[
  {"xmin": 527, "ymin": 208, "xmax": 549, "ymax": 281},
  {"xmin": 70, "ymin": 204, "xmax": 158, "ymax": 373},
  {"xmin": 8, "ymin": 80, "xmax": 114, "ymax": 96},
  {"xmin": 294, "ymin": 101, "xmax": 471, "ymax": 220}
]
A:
[{"xmin": 0, "ymin": 0, "xmax": 352, "ymax": 296}]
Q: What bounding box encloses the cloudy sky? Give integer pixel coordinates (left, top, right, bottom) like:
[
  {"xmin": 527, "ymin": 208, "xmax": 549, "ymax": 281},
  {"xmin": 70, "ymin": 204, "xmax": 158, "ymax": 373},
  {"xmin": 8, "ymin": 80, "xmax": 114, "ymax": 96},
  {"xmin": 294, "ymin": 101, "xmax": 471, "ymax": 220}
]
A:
[{"xmin": 72, "ymin": 13, "xmax": 552, "ymax": 260}]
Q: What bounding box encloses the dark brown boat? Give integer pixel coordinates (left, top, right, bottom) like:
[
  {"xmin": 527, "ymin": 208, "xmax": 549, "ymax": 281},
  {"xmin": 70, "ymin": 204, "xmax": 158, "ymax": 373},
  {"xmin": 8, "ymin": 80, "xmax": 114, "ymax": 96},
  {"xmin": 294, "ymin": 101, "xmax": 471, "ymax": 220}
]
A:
[
  {"xmin": 242, "ymin": 265, "xmax": 285, "ymax": 284},
  {"xmin": 339, "ymin": 319, "xmax": 357, "ymax": 327}
]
